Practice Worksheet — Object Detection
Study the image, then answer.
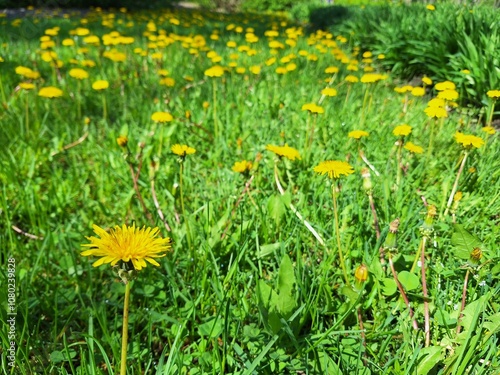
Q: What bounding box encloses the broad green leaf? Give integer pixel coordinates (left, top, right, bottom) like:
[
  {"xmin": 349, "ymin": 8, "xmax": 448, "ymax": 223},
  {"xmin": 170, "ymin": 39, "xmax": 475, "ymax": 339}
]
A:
[
  {"xmin": 483, "ymin": 312, "xmax": 500, "ymax": 340},
  {"xmin": 277, "ymin": 254, "xmax": 296, "ymax": 317},
  {"xmin": 382, "ymin": 277, "xmax": 397, "ymax": 296},
  {"xmin": 398, "ymin": 271, "xmax": 420, "ymax": 291},
  {"xmin": 198, "ymin": 317, "xmax": 223, "ymax": 338},
  {"xmin": 257, "ymin": 242, "xmax": 281, "ymax": 258},
  {"xmin": 267, "ymin": 194, "xmax": 286, "ymax": 226},
  {"xmin": 417, "ymin": 346, "xmax": 443, "ymax": 374},
  {"xmin": 451, "ymin": 224, "xmax": 483, "ymax": 260}
]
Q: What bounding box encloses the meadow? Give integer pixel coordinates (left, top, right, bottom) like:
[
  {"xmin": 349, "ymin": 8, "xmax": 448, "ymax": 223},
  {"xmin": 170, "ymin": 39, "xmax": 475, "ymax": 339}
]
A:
[{"xmin": 0, "ymin": 3, "xmax": 499, "ymax": 374}]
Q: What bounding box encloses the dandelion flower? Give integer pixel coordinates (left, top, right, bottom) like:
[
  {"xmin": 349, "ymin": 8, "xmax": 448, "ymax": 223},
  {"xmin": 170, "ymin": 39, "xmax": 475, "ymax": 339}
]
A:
[
  {"xmin": 266, "ymin": 144, "xmax": 301, "ymax": 161},
  {"xmin": 348, "ymin": 130, "xmax": 369, "ymax": 139},
  {"xmin": 38, "ymin": 86, "xmax": 63, "ymax": 98},
  {"xmin": 81, "ymin": 224, "xmax": 172, "ymax": 270},
  {"xmin": 411, "ymin": 87, "xmax": 425, "ymax": 97},
  {"xmin": 481, "ymin": 126, "xmax": 495, "ymax": 135},
  {"xmin": 393, "ymin": 124, "xmax": 412, "ymax": 137},
  {"xmin": 345, "ymin": 75, "xmax": 359, "ymax": 83},
  {"xmin": 438, "ymin": 89, "xmax": 459, "ymax": 101},
  {"xmin": 301, "ymin": 103, "xmax": 324, "ymax": 114},
  {"xmin": 454, "ymin": 132, "xmax": 484, "ymax": 148},
  {"xmin": 92, "ymin": 80, "xmax": 109, "ymax": 90},
  {"xmin": 321, "ymin": 87, "xmax": 337, "ymax": 97},
  {"xmin": 486, "ymin": 90, "xmax": 500, "ymax": 99},
  {"xmin": 69, "ymin": 68, "xmax": 89, "ymax": 80},
  {"xmin": 232, "ymin": 160, "xmax": 252, "ymax": 173},
  {"xmin": 404, "ymin": 141, "xmax": 423, "ymax": 154},
  {"xmin": 116, "ymin": 136, "xmax": 128, "ymax": 147},
  {"xmin": 426, "ymin": 4, "xmax": 435, "ymax": 10},
  {"xmin": 314, "ymin": 160, "xmax": 354, "ymax": 179},
  {"xmin": 19, "ymin": 82, "xmax": 35, "ymax": 90},
  {"xmin": 204, "ymin": 65, "xmax": 224, "ymax": 77},
  {"xmin": 151, "ymin": 111, "xmax": 173, "ymax": 123},
  {"xmin": 325, "ymin": 66, "xmax": 339, "ymax": 74},
  {"xmin": 171, "ymin": 144, "xmax": 196, "ymax": 157},
  {"xmin": 434, "ymin": 81, "xmax": 455, "ymax": 91},
  {"xmin": 422, "ymin": 76, "xmax": 433, "ymax": 86},
  {"xmin": 424, "ymin": 106, "xmax": 448, "ymax": 118}
]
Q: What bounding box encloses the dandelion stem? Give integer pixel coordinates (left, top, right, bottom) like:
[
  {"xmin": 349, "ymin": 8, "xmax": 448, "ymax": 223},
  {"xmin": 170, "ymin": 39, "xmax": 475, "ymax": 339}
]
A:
[
  {"xmin": 102, "ymin": 94, "xmax": 107, "ymax": 122},
  {"xmin": 25, "ymin": 94, "xmax": 29, "ymax": 136},
  {"xmin": 396, "ymin": 140, "xmax": 403, "ymax": 188},
  {"xmin": 179, "ymin": 162, "xmax": 192, "ymax": 251},
  {"xmin": 444, "ymin": 151, "xmax": 468, "ymax": 218},
  {"xmin": 388, "ymin": 253, "xmax": 419, "ymax": 331},
  {"xmin": 343, "ymin": 84, "xmax": 351, "ymax": 109},
  {"xmin": 427, "ymin": 118, "xmax": 436, "ymax": 159},
  {"xmin": 456, "ymin": 268, "xmax": 470, "ymax": 335},
  {"xmin": 76, "ymin": 80, "xmax": 81, "ymax": 121},
  {"xmin": 0, "ymin": 74, "xmax": 6, "ymax": 105},
  {"xmin": 420, "ymin": 236, "xmax": 430, "ymax": 347},
  {"xmin": 332, "ymin": 183, "xmax": 349, "ymax": 285},
  {"xmin": 486, "ymin": 103, "xmax": 495, "ymax": 128},
  {"xmin": 120, "ymin": 281, "xmax": 131, "ymax": 375},
  {"xmin": 212, "ymin": 79, "xmax": 218, "ymax": 139}
]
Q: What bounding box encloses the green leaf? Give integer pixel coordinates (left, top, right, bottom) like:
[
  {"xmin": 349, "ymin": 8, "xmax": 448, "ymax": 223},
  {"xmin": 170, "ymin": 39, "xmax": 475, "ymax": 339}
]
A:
[
  {"xmin": 277, "ymin": 254, "xmax": 296, "ymax": 317},
  {"xmin": 397, "ymin": 271, "xmax": 420, "ymax": 291},
  {"xmin": 258, "ymin": 242, "xmax": 281, "ymax": 258},
  {"xmin": 451, "ymin": 224, "xmax": 483, "ymax": 260},
  {"xmin": 381, "ymin": 277, "xmax": 397, "ymax": 296},
  {"xmin": 416, "ymin": 346, "xmax": 443, "ymax": 374},
  {"xmin": 198, "ymin": 317, "xmax": 223, "ymax": 338},
  {"xmin": 267, "ymin": 194, "xmax": 286, "ymax": 226}
]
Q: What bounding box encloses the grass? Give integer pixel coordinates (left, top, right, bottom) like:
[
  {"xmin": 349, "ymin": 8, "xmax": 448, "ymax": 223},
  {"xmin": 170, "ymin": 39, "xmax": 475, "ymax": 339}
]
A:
[{"xmin": 0, "ymin": 5, "xmax": 499, "ymax": 375}]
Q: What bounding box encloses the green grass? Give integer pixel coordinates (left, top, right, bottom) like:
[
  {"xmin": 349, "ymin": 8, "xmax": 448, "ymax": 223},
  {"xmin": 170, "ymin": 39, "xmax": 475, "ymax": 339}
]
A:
[{"xmin": 0, "ymin": 5, "xmax": 499, "ymax": 375}]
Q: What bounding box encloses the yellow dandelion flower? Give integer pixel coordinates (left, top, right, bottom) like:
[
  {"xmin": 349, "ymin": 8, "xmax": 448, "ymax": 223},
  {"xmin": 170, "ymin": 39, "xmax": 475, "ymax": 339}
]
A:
[
  {"xmin": 116, "ymin": 136, "xmax": 128, "ymax": 147},
  {"xmin": 348, "ymin": 130, "xmax": 369, "ymax": 139},
  {"xmin": 232, "ymin": 160, "xmax": 252, "ymax": 173},
  {"xmin": 321, "ymin": 87, "xmax": 337, "ymax": 97},
  {"xmin": 354, "ymin": 264, "xmax": 368, "ymax": 283},
  {"xmin": 345, "ymin": 75, "xmax": 359, "ymax": 83},
  {"xmin": 422, "ymin": 76, "xmax": 433, "ymax": 86},
  {"xmin": 38, "ymin": 86, "xmax": 63, "ymax": 98},
  {"xmin": 393, "ymin": 124, "xmax": 412, "ymax": 137},
  {"xmin": 92, "ymin": 80, "xmax": 109, "ymax": 90},
  {"xmin": 19, "ymin": 82, "xmax": 35, "ymax": 90},
  {"xmin": 313, "ymin": 160, "xmax": 354, "ymax": 179},
  {"xmin": 481, "ymin": 126, "xmax": 495, "ymax": 135},
  {"xmin": 411, "ymin": 87, "xmax": 425, "ymax": 97},
  {"xmin": 360, "ymin": 73, "xmax": 386, "ymax": 83},
  {"xmin": 266, "ymin": 144, "xmax": 301, "ymax": 161},
  {"xmin": 434, "ymin": 81, "xmax": 456, "ymax": 91},
  {"xmin": 437, "ymin": 89, "xmax": 459, "ymax": 101},
  {"xmin": 171, "ymin": 144, "xmax": 196, "ymax": 157},
  {"xmin": 325, "ymin": 66, "xmax": 339, "ymax": 74},
  {"xmin": 454, "ymin": 132, "xmax": 484, "ymax": 148},
  {"xmin": 486, "ymin": 90, "xmax": 500, "ymax": 99},
  {"xmin": 250, "ymin": 65, "xmax": 261, "ymax": 75},
  {"xmin": 404, "ymin": 141, "xmax": 423, "ymax": 154},
  {"xmin": 69, "ymin": 68, "xmax": 89, "ymax": 80},
  {"xmin": 426, "ymin": 4, "xmax": 435, "ymax": 11},
  {"xmin": 204, "ymin": 65, "xmax": 224, "ymax": 77},
  {"xmin": 160, "ymin": 77, "xmax": 175, "ymax": 87},
  {"xmin": 81, "ymin": 224, "xmax": 172, "ymax": 270},
  {"xmin": 424, "ymin": 106, "xmax": 448, "ymax": 118},
  {"xmin": 453, "ymin": 191, "xmax": 463, "ymax": 202},
  {"xmin": 151, "ymin": 111, "xmax": 173, "ymax": 123},
  {"xmin": 301, "ymin": 103, "xmax": 324, "ymax": 114}
]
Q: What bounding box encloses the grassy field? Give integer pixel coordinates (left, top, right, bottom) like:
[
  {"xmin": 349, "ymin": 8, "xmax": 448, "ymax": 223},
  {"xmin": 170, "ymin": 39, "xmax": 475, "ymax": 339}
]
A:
[{"xmin": 0, "ymin": 4, "xmax": 499, "ymax": 375}]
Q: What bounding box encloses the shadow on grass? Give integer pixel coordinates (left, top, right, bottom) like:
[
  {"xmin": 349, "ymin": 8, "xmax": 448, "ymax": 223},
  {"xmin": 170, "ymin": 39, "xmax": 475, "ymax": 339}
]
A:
[{"xmin": 309, "ymin": 5, "xmax": 351, "ymax": 31}]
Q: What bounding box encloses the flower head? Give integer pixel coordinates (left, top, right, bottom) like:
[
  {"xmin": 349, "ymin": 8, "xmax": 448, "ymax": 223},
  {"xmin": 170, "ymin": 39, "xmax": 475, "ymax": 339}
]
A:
[
  {"xmin": 481, "ymin": 126, "xmax": 495, "ymax": 135},
  {"xmin": 345, "ymin": 75, "xmax": 359, "ymax": 83},
  {"xmin": 204, "ymin": 65, "xmax": 224, "ymax": 77},
  {"xmin": 487, "ymin": 90, "xmax": 500, "ymax": 99},
  {"xmin": 404, "ymin": 141, "xmax": 423, "ymax": 154},
  {"xmin": 171, "ymin": 144, "xmax": 196, "ymax": 157},
  {"xmin": 38, "ymin": 86, "xmax": 63, "ymax": 98},
  {"xmin": 266, "ymin": 144, "xmax": 301, "ymax": 161},
  {"xmin": 19, "ymin": 82, "xmax": 35, "ymax": 90},
  {"xmin": 92, "ymin": 80, "xmax": 109, "ymax": 90},
  {"xmin": 321, "ymin": 87, "xmax": 337, "ymax": 97},
  {"xmin": 354, "ymin": 264, "xmax": 368, "ymax": 283},
  {"xmin": 81, "ymin": 224, "xmax": 172, "ymax": 271},
  {"xmin": 313, "ymin": 160, "xmax": 354, "ymax": 179},
  {"xmin": 116, "ymin": 136, "xmax": 128, "ymax": 147},
  {"xmin": 411, "ymin": 87, "xmax": 425, "ymax": 97},
  {"xmin": 393, "ymin": 124, "xmax": 412, "ymax": 137},
  {"xmin": 454, "ymin": 132, "xmax": 484, "ymax": 149},
  {"xmin": 301, "ymin": 103, "xmax": 324, "ymax": 114},
  {"xmin": 424, "ymin": 106, "xmax": 447, "ymax": 118},
  {"xmin": 69, "ymin": 68, "xmax": 89, "ymax": 80},
  {"xmin": 151, "ymin": 111, "xmax": 173, "ymax": 123},
  {"xmin": 434, "ymin": 81, "xmax": 456, "ymax": 91},
  {"xmin": 232, "ymin": 160, "xmax": 252, "ymax": 173},
  {"xmin": 348, "ymin": 130, "xmax": 369, "ymax": 139}
]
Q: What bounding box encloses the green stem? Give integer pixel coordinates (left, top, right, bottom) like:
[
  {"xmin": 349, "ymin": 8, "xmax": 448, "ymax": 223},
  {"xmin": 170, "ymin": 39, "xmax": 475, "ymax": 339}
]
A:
[
  {"xmin": 487, "ymin": 102, "xmax": 495, "ymax": 127},
  {"xmin": 25, "ymin": 94, "xmax": 29, "ymax": 136},
  {"xmin": 180, "ymin": 162, "xmax": 192, "ymax": 251},
  {"xmin": 212, "ymin": 79, "xmax": 218, "ymax": 139},
  {"xmin": 0, "ymin": 74, "xmax": 6, "ymax": 105},
  {"xmin": 444, "ymin": 151, "xmax": 468, "ymax": 218},
  {"xmin": 120, "ymin": 282, "xmax": 131, "ymax": 375},
  {"xmin": 343, "ymin": 84, "xmax": 351, "ymax": 109},
  {"xmin": 77, "ymin": 80, "xmax": 81, "ymax": 121},
  {"xmin": 427, "ymin": 118, "xmax": 436, "ymax": 159},
  {"xmin": 102, "ymin": 94, "xmax": 107, "ymax": 122},
  {"xmin": 359, "ymin": 85, "xmax": 370, "ymax": 128},
  {"xmin": 396, "ymin": 140, "xmax": 403, "ymax": 188},
  {"xmin": 332, "ymin": 183, "xmax": 349, "ymax": 285}
]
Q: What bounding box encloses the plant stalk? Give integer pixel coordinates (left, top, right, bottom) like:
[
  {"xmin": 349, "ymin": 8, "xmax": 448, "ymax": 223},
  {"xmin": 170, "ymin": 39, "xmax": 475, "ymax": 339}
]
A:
[{"xmin": 120, "ymin": 281, "xmax": 131, "ymax": 375}]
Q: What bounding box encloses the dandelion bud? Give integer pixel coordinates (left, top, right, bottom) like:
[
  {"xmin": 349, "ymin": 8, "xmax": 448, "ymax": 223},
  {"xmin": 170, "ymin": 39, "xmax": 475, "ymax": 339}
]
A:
[
  {"xmin": 469, "ymin": 247, "xmax": 482, "ymax": 265},
  {"xmin": 361, "ymin": 168, "xmax": 372, "ymax": 192},
  {"xmin": 116, "ymin": 136, "xmax": 128, "ymax": 147},
  {"xmin": 354, "ymin": 264, "xmax": 368, "ymax": 283},
  {"xmin": 421, "ymin": 205, "xmax": 436, "ymax": 237},
  {"xmin": 384, "ymin": 218, "xmax": 400, "ymax": 252},
  {"xmin": 202, "ymin": 101, "xmax": 210, "ymax": 109},
  {"xmin": 453, "ymin": 191, "xmax": 463, "ymax": 202}
]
